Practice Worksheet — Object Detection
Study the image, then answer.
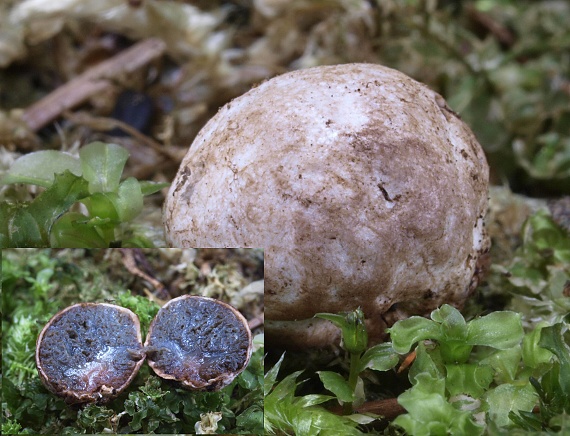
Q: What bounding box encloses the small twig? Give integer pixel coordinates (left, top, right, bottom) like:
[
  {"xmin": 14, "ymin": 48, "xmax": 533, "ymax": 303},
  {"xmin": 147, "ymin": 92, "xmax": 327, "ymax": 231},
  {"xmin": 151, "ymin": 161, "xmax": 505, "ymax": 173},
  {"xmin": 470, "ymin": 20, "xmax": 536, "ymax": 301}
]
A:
[
  {"xmin": 329, "ymin": 397, "xmax": 406, "ymax": 421},
  {"xmin": 397, "ymin": 350, "xmax": 416, "ymax": 374},
  {"xmin": 62, "ymin": 110, "xmax": 181, "ymax": 161},
  {"xmin": 466, "ymin": 4, "xmax": 515, "ymax": 48},
  {"xmin": 248, "ymin": 314, "xmax": 264, "ymax": 331},
  {"xmin": 119, "ymin": 248, "xmax": 170, "ymax": 302},
  {"xmin": 355, "ymin": 398, "xmax": 407, "ymax": 420},
  {"xmin": 22, "ymin": 38, "xmax": 166, "ymax": 131}
]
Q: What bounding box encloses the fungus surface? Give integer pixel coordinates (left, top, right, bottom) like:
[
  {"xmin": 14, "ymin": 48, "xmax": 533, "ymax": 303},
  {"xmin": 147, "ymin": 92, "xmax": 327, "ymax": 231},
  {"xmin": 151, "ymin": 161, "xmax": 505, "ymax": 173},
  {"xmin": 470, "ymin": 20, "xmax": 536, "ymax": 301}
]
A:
[
  {"xmin": 164, "ymin": 63, "xmax": 490, "ymax": 347},
  {"xmin": 36, "ymin": 303, "xmax": 145, "ymax": 404},
  {"xmin": 144, "ymin": 295, "xmax": 252, "ymax": 390}
]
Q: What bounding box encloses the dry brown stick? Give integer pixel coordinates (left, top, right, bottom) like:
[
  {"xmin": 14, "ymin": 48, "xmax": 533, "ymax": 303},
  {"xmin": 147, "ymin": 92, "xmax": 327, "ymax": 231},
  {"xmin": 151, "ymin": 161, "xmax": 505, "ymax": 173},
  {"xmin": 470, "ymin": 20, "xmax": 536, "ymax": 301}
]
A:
[
  {"xmin": 119, "ymin": 248, "xmax": 170, "ymax": 303},
  {"xmin": 62, "ymin": 110, "xmax": 181, "ymax": 160},
  {"xmin": 466, "ymin": 4, "xmax": 515, "ymax": 47},
  {"xmin": 22, "ymin": 38, "xmax": 166, "ymax": 131},
  {"xmin": 354, "ymin": 398, "xmax": 406, "ymax": 420},
  {"xmin": 329, "ymin": 397, "xmax": 406, "ymax": 421},
  {"xmin": 248, "ymin": 314, "xmax": 264, "ymax": 331}
]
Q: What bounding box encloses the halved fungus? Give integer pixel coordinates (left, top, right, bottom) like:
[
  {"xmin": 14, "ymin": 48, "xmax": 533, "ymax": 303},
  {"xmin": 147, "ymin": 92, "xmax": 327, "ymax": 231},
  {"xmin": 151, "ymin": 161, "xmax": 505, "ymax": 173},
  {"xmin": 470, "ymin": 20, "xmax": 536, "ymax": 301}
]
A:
[
  {"xmin": 144, "ymin": 295, "xmax": 252, "ymax": 391},
  {"xmin": 36, "ymin": 303, "xmax": 145, "ymax": 404}
]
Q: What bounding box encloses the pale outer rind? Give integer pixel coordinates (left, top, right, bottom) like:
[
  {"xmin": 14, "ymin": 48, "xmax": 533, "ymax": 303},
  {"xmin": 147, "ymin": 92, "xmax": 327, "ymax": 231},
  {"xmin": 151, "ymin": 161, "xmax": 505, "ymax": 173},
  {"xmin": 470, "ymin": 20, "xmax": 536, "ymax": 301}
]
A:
[{"xmin": 164, "ymin": 63, "xmax": 489, "ymax": 334}]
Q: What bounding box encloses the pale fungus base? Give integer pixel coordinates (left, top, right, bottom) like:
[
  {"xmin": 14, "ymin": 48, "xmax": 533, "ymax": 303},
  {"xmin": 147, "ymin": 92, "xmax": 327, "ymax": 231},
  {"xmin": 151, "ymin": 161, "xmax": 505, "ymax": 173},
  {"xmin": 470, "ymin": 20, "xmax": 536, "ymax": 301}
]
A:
[{"xmin": 164, "ymin": 63, "xmax": 489, "ymax": 347}]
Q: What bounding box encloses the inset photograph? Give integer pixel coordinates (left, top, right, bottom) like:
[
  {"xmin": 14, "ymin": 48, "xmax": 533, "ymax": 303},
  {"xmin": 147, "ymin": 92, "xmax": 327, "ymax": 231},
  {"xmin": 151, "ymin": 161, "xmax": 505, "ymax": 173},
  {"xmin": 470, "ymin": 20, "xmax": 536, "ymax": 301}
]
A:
[{"xmin": 2, "ymin": 248, "xmax": 263, "ymax": 434}]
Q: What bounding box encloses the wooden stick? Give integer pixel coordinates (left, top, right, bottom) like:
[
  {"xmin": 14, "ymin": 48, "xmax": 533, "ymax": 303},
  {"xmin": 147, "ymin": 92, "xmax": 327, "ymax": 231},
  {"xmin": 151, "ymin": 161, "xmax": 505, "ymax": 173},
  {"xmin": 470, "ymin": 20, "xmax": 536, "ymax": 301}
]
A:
[
  {"xmin": 248, "ymin": 314, "xmax": 264, "ymax": 330},
  {"xmin": 22, "ymin": 38, "xmax": 166, "ymax": 131},
  {"xmin": 62, "ymin": 110, "xmax": 181, "ymax": 160},
  {"xmin": 466, "ymin": 4, "xmax": 515, "ymax": 47},
  {"xmin": 329, "ymin": 397, "xmax": 406, "ymax": 421}
]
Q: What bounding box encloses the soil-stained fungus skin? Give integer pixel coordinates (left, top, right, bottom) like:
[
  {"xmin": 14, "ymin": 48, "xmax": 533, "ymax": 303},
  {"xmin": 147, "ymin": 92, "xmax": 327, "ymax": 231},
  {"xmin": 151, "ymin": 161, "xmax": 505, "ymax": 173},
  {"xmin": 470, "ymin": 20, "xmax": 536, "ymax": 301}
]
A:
[
  {"xmin": 144, "ymin": 296, "xmax": 252, "ymax": 391},
  {"xmin": 36, "ymin": 303, "xmax": 145, "ymax": 404},
  {"xmin": 164, "ymin": 63, "xmax": 490, "ymax": 348}
]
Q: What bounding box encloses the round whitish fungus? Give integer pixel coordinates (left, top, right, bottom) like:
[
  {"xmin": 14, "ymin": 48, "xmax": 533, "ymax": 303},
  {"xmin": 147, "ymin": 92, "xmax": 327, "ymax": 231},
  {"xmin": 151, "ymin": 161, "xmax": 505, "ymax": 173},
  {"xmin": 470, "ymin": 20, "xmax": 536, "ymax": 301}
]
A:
[
  {"xmin": 164, "ymin": 63, "xmax": 489, "ymax": 347},
  {"xmin": 144, "ymin": 295, "xmax": 252, "ymax": 391},
  {"xmin": 36, "ymin": 303, "xmax": 145, "ymax": 404}
]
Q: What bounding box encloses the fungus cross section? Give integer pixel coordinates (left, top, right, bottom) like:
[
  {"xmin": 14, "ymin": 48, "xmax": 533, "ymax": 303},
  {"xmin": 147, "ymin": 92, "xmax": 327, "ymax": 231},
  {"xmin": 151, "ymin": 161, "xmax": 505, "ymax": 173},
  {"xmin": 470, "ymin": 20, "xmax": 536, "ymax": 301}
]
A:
[
  {"xmin": 38, "ymin": 304, "xmax": 143, "ymax": 397},
  {"xmin": 145, "ymin": 297, "xmax": 250, "ymax": 389}
]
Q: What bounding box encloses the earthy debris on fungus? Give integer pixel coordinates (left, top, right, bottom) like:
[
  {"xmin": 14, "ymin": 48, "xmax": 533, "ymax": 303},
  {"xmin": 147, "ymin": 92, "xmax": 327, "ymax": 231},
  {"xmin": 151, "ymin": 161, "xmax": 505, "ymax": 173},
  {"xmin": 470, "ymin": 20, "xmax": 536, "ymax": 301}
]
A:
[{"xmin": 164, "ymin": 63, "xmax": 489, "ymax": 347}]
